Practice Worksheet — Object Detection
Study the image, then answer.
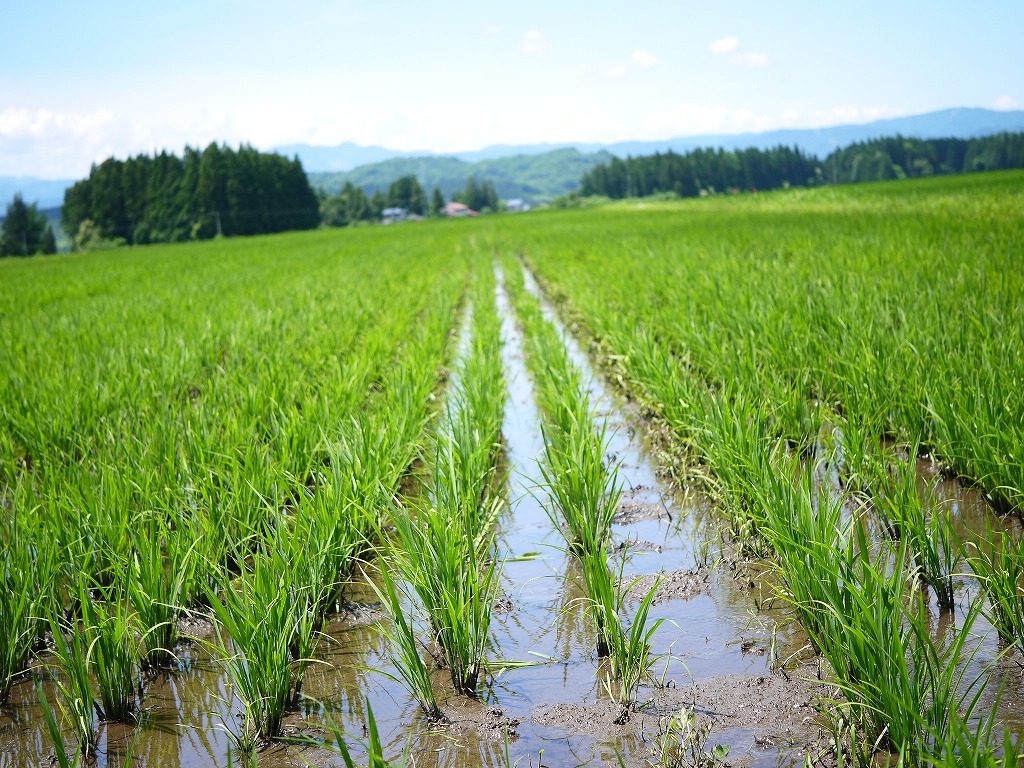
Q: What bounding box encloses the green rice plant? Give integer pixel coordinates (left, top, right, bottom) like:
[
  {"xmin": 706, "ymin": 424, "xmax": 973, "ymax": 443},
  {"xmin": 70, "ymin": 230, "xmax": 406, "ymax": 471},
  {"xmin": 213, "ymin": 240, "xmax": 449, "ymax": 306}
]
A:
[
  {"xmin": 2, "ymin": 487, "xmax": 66, "ymax": 704},
  {"xmin": 751, "ymin": 452, "xmax": 856, "ymax": 652},
  {"xmin": 433, "ymin": 401, "xmax": 504, "ymax": 549},
  {"xmin": 36, "ymin": 681, "xmax": 77, "ymax": 768},
  {"xmin": 367, "ymin": 565, "xmax": 444, "ymax": 721},
  {"xmin": 167, "ymin": 504, "xmax": 221, "ymax": 610},
  {"xmin": 872, "ymin": 449, "xmax": 958, "ymax": 610},
  {"xmin": 203, "ymin": 548, "xmax": 318, "ymax": 747},
  {"xmin": 924, "ymin": 714, "xmax": 1021, "ymax": 768},
  {"xmin": 757, "ymin": 457, "xmax": 991, "ymax": 761},
  {"xmin": 539, "ymin": 417, "xmax": 622, "ymax": 557},
  {"xmin": 286, "ymin": 493, "xmax": 357, "ymax": 625},
  {"xmin": 603, "ymin": 565, "xmax": 664, "ymax": 724},
  {"xmin": 1, "ymin": 517, "xmax": 38, "ymax": 704},
  {"xmin": 698, "ymin": 389, "xmax": 773, "ymax": 548},
  {"xmin": 836, "ymin": 413, "xmax": 875, "ymax": 493},
  {"xmin": 79, "ymin": 577, "xmax": 142, "ymax": 722},
  {"xmin": 575, "ymin": 542, "xmax": 618, "ymax": 658},
  {"xmin": 37, "ymin": 680, "xmax": 142, "ymax": 768},
  {"xmin": 0, "ymin": 575, "xmax": 33, "ymax": 705},
  {"xmin": 388, "ymin": 499, "xmax": 502, "ymax": 698},
  {"xmin": 572, "ymin": 537, "xmax": 663, "ymax": 719},
  {"xmin": 649, "ymin": 706, "xmax": 731, "ymax": 768},
  {"xmin": 127, "ymin": 511, "xmax": 196, "ymax": 668},
  {"xmin": 326, "ymin": 699, "xmax": 408, "ymax": 768},
  {"xmin": 377, "ymin": 263, "xmax": 507, "ymax": 702},
  {"xmin": 532, "ymin": 338, "xmax": 590, "ymax": 442},
  {"xmin": 963, "ymin": 519, "xmax": 1024, "ymax": 649},
  {"xmin": 46, "ymin": 612, "xmax": 99, "ymax": 760}
]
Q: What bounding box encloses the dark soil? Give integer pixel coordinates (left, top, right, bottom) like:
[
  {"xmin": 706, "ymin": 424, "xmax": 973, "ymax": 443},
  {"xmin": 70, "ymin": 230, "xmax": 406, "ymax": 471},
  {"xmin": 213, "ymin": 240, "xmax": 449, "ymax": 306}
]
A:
[
  {"xmin": 534, "ymin": 665, "xmax": 834, "ymax": 767},
  {"xmin": 628, "ymin": 567, "xmax": 709, "ymax": 603}
]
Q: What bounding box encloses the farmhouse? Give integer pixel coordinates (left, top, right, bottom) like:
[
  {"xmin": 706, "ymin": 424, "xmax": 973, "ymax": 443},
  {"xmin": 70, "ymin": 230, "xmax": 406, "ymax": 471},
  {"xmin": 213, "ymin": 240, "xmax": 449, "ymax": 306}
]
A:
[
  {"xmin": 381, "ymin": 207, "xmax": 408, "ymax": 224},
  {"xmin": 444, "ymin": 201, "xmax": 479, "ymax": 217},
  {"xmin": 505, "ymin": 198, "xmax": 531, "ymax": 213}
]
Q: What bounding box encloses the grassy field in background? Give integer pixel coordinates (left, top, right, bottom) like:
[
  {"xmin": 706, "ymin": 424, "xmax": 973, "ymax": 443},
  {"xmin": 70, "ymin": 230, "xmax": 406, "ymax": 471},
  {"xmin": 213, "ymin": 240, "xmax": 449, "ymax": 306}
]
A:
[{"xmin": 1, "ymin": 170, "xmax": 1022, "ymax": 766}]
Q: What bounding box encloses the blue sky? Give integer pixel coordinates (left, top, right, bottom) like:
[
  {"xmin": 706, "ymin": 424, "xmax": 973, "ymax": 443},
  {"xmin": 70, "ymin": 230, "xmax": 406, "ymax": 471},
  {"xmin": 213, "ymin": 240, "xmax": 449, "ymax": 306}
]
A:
[{"xmin": 2, "ymin": 0, "xmax": 1021, "ymax": 178}]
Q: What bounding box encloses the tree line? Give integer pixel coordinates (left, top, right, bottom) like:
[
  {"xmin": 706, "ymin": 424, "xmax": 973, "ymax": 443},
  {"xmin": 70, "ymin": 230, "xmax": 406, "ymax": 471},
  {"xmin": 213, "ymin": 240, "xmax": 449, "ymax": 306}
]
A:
[
  {"xmin": 825, "ymin": 132, "xmax": 1024, "ymax": 183},
  {"xmin": 60, "ymin": 143, "xmax": 320, "ymax": 246},
  {"xmin": 578, "ymin": 132, "xmax": 1024, "ymax": 199},
  {"xmin": 580, "ymin": 145, "xmax": 819, "ymax": 198},
  {"xmin": 0, "ymin": 194, "xmax": 57, "ymax": 256}
]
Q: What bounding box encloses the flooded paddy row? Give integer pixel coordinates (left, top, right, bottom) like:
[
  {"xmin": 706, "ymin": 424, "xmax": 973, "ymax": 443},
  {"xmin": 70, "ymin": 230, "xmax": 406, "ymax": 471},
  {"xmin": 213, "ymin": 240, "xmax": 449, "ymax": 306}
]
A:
[{"xmin": 2, "ymin": 257, "xmax": 1021, "ymax": 768}]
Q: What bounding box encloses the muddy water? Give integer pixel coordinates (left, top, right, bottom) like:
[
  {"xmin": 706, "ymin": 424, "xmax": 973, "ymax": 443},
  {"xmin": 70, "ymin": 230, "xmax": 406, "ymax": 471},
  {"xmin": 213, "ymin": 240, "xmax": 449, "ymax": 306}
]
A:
[{"xmin": 3, "ymin": 270, "xmax": 1022, "ymax": 768}]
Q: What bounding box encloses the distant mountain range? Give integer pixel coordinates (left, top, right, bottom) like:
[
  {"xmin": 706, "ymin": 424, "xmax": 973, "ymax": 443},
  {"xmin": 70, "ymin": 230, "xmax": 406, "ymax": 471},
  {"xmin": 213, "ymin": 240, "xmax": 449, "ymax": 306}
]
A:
[
  {"xmin": 290, "ymin": 107, "xmax": 1024, "ymax": 171},
  {"xmin": 0, "ymin": 177, "xmax": 76, "ymax": 211},
  {"xmin": 308, "ymin": 148, "xmax": 615, "ymax": 202},
  {"xmin": 299, "ymin": 107, "xmax": 1024, "ymax": 202},
  {"xmin": 4, "ymin": 107, "xmax": 1023, "ymax": 208}
]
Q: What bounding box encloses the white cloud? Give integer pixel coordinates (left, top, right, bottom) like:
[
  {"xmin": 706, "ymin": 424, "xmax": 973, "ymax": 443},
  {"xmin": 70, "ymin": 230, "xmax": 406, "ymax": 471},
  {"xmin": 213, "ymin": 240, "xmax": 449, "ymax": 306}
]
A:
[
  {"xmin": 778, "ymin": 104, "xmax": 904, "ymax": 128},
  {"xmin": 0, "ymin": 107, "xmax": 133, "ymax": 177},
  {"xmin": 994, "ymin": 95, "xmax": 1019, "ymax": 111},
  {"xmin": 640, "ymin": 102, "xmax": 905, "ymax": 139},
  {"xmin": 521, "ymin": 30, "xmax": 548, "ymax": 56},
  {"xmin": 0, "ymin": 107, "xmax": 117, "ymax": 141},
  {"xmin": 808, "ymin": 105, "xmax": 901, "ymax": 125},
  {"xmin": 708, "ymin": 36, "xmax": 770, "ymax": 68},
  {"xmin": 732, "ymin": 51, "xmax": 770, "ymax": 68},
  {"xmin": 481, "ymin": 22, "xmax": 503, "ymax": 34},
  {"xmin": 631, "ymin": 49, "xmax": 658, "ymax": 70},
  {"xmin": 708, "ymin": 36, "xmax": 739, "ymax": 54},
  {"xmin": 643, "ymin": 102, "xmax": 769, "ymax": 137},
  {"xmin": 586, "ymin": 49, "xmax": 659, "ymax": 79}
]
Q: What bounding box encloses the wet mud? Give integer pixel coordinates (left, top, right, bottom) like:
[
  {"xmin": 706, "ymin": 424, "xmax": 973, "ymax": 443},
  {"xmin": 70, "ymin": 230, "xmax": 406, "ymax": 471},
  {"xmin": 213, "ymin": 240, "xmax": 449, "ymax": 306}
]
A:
[{"xmin": 2, "ymin": 263, "xmax": 1022, "ymax": 767}]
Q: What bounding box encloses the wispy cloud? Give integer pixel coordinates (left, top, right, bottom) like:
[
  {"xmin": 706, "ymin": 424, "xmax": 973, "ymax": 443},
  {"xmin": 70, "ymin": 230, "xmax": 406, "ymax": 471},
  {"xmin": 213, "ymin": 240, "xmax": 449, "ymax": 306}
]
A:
[
  {"xmin": 778, "ymin": 104, "xmax": 903, "ymax": 127},
  {"xmin": 0, "ymin": 107, "xmax": 117, "ymax": 142},
  {"xmin": 521, "ymin": 30, "xmax": 548, "ymax": 56},
  {"xmin": 637, "ymin": 102, "xmax": 908, "ymax": 141},
  {"xmin": 481, "ymin": 22, "xmax": 503, "ymax": 34},
  {"xmin": 586, "ymin": 49, "xmax": 659, "ymax": 79},
  {"xmin": 644, "ymin": 102, "xmax": 767, "ymax": 136},
  {"xmin": 0, "ymin": 107, "xmax": 127, "ymax": 177},
  {"xmin": 631, "ymin": 49, "xmax": 659, "ymax": 70},
  {"xmin": 994, "ymin": 95, "xmax": 1019, "ymax": 111},
  {"xmin": 732, "ymin": 51, "xmax": 770, "ymax": 68},
  {"xmin": 708, "ymin": 36, "xmax": 770, "ymax": 68},
  {"xmin": 708, "ymin": 36, "xmax": 739, "ymax": 54}
]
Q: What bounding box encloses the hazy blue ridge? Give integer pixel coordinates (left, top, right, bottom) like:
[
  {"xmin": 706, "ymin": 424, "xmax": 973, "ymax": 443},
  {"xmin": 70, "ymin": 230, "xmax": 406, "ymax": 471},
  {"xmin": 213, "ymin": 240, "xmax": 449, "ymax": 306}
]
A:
[
  {"xmin": 308, "ymin": 148, "xmax": 614, "ymax": 202},
  {"xmin": 0, "ymin": 177, "xmax": 76, "ymax": 209},
  {"xmin": 5, "ymin": 108, "xmax": 1024, "ymax": 208},
  {"xmin": 287, "ymin": 107, "xmax": 1024, "ymax": 174}
]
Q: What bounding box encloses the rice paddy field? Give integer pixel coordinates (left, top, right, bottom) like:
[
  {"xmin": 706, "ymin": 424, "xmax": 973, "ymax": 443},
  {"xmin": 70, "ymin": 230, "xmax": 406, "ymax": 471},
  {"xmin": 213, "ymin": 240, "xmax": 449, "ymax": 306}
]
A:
[{"xmin": 1, "ymin": 170, "xmax": 1023, "ymax": 767}]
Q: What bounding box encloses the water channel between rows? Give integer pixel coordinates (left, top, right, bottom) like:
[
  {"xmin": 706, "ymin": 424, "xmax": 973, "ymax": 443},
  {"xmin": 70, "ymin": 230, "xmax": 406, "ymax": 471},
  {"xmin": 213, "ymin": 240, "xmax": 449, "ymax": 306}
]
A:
[{"xmin": 2, "ymin": 262, "xmax": 1022, "ymax": 768}]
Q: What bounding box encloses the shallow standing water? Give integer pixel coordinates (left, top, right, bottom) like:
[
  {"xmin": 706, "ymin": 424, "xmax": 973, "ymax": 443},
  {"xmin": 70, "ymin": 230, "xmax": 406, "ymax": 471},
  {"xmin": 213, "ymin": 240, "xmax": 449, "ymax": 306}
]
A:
[{"xmin": 2, "ymin": 263, "xmax": 1022, "ymax": 767}]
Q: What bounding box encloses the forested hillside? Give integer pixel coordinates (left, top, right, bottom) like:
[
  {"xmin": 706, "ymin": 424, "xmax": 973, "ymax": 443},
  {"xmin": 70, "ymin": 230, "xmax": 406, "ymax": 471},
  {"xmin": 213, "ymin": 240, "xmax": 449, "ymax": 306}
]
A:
[
  {"xmin": 826, "ymin": 132, "xmax": 1024, "ymax": 183},
  {"xmin": 62, "ymin": 144, "xmax": 320, "ymax": 246},
  {"xmin": 310, "ymin": 148, "xmax": 612, "ymax": 202},
  {"xmin": 579, "ymin": 132, "xmax": 1024, "ymax": 199}
]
